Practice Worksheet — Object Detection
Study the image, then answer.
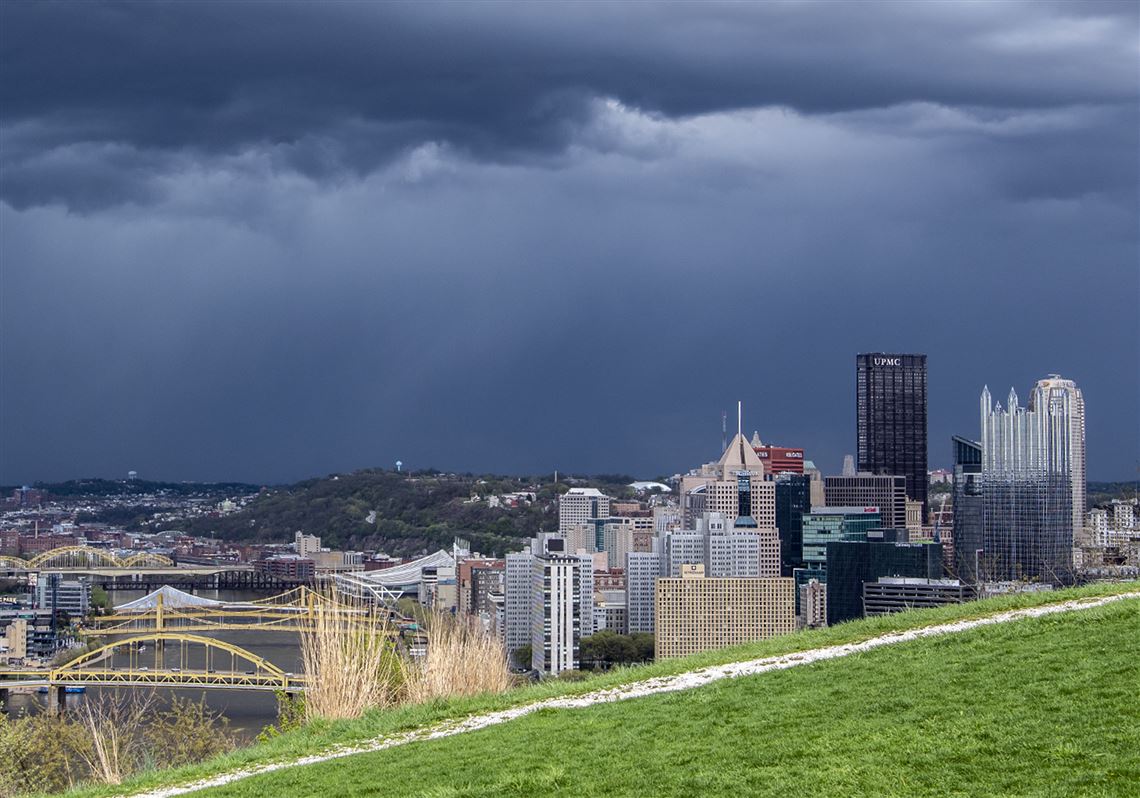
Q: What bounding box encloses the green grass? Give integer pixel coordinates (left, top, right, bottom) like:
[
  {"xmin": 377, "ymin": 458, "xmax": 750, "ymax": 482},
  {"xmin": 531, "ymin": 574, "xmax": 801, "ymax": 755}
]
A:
[
  {"xmin": 59, "ymin": 581, "xmax": 1139, "ymax": 797},
  {"xmin": 194, "ymin": 596, "xmax": 1140, "ymax": 797}
]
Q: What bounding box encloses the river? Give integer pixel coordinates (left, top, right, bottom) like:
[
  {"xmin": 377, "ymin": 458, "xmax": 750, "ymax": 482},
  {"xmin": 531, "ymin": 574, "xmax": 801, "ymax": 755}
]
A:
[{"xmin": 3, "ymin": 589, "xmax": 302, "ymax": 741}]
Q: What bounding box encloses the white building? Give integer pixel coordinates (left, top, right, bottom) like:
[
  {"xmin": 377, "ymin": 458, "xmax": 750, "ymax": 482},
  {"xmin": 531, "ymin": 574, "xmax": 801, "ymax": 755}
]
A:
[
  {"xmin": 294, "ymin": 532, "xmax": 322, "ymax": 557},
  {"xmin": 626, "ymin": 550, "xmax": 661, "ymax": 633},
  {"xmin": 558, "ymin": 488, "xmax": 611, "ymax": 532},
  {"xmin": 531, "ymin": 537, "xmax": 590, "ymax": 676}
]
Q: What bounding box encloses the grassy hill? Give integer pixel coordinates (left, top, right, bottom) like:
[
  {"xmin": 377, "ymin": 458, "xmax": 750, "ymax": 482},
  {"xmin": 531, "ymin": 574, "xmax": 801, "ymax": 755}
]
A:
[
  {"xmin": 192, "ymin": 593, "xmax": 1140, "ymax": 797},
  {"xmin": 59, "ymin": 582, "xmax": 1139, "ymax": 798}
]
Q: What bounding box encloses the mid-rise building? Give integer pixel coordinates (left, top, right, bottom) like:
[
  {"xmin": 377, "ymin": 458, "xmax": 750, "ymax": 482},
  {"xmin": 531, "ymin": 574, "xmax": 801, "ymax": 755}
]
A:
[
  {"xmin": 34, "ymin": 575, "xmax": 91, "ymax": 617},
  {"xmin": 655, "ymin": 566, "xmax": 795, "ymax": 658},
  {"xmin": 294, "ymin": 532, "xmax": 321, "ymax": 557},
  {"xmin": 825, "ymin": 540, "xmax": 945, "ymax": 625},
  {"xmin": 862, "ymin": 577, "xmax": 972, "ymax": 615},
  {"xmin": 592, "ymin": 589, "xmax": 627, "ymax": 634},
  {"xmin": 799, "ymin": 578, "xmax": 827, "ymax": 629},
  {"xmin": 625, "ymin": 551, "xmax": 661, "ymax": 633},
  {"xmin": 254, "ymin": 555, "xmax": 315, "ymax": 581},
  {"xmin": 750, "ymin": 432, "xmax": 806, "ymax": 474},
  {"xmin": 559, "ymin": 488, "xmax": 611, "ymax": 532},
  {"xmin": 801, "ymin": 507, "xmax": 882, "ymax": 567},
  {"xmin": 856, "ymin": 353, "xmax": 928, "ymax": 520},
  {"xmin": 979, "ymin": 377, "xmax": 1084, "ymax": 583},
  {"xmin": 824, "ymin": 474, "xmax": 907, "ymax": 530}
]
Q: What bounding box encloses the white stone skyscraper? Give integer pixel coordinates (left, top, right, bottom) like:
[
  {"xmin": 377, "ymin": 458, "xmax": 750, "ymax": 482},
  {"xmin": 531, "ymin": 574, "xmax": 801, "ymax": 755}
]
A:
[{"xmin": 979, "ymin": 375, "xmax": 1085, "ymax": 583}]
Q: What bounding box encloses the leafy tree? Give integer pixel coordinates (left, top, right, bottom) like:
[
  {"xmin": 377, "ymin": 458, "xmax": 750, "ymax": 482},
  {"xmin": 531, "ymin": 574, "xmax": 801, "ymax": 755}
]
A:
[{"xmin": 511, "ymin": 645, "xmax": 533, "ymax": 670}]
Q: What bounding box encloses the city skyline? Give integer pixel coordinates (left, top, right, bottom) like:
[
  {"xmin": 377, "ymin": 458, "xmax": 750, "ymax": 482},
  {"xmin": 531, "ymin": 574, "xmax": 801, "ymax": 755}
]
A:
[{"xmin": 2, "ymin": 2, "xmax": 1137, "ymax": 484}]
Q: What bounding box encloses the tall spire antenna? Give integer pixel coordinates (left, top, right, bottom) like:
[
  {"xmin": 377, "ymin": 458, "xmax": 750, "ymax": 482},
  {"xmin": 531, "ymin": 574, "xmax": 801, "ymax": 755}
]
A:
[
  {"xmin": 721, "ymin": 410, "xmax": 727, "ymax": 452},
  {"xmin": 737, "ymin": 400, "xmax": 746, "ymax": 464}
]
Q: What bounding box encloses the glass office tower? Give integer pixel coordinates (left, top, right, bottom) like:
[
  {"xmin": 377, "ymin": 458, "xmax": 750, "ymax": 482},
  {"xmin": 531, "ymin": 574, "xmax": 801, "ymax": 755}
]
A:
[
  {"xmin": 856, "ymin": 353, "xmax": 928, "ymax": 520},
  {"xmin": 979, "ymin": 378, "xmax": 1082, "ymax": 585},
  {"xmin": 951, "ymin": 435, "xmax": 983, "ymax": 583}
]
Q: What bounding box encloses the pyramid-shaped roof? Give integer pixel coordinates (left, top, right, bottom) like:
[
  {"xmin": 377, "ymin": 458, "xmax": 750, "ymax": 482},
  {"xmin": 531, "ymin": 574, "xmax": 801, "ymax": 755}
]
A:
[{"xmin": 718, "ymin": 433, "xmax": 766, "ymax": 470}]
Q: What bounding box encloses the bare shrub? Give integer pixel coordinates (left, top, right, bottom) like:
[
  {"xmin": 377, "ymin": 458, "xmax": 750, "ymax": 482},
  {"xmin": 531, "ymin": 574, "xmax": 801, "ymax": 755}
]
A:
[
  {"xmin": 300, "ymin": 606, "xmax": 403, "ymax": 722},
  {"xmin": 403, "ymin": 612, "xmax": 511, "ymax": 703},
  {"xmin": 150, "ymin": 696, "xmax": 235, "ymax": 768},
  {"xmin": 74, "ymin": 692, "xmax": 153, "ymax": 786}
]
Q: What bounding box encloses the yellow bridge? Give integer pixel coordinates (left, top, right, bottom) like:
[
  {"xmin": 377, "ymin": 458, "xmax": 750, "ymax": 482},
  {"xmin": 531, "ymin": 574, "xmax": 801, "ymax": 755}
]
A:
[
  {"xmin": 0, "ymin": 546, "xmax": 176, "ymax": 570},
  {"xmin": 0, "ymin": 632, "xmax": 308, "ymax": 711},
  {"xmin": 80, "ymin": 585, "xmax": 400, "ymax": 635}
]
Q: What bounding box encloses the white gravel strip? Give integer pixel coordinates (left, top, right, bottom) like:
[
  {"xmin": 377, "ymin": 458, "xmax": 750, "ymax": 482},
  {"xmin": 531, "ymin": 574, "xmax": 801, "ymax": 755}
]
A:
[{"xmin": 118, "ymin": 590, "xmax": 1140, "ymax": 798}]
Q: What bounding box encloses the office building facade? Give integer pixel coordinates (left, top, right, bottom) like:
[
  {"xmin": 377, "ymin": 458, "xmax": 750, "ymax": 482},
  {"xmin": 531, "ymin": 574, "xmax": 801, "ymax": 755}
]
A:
[
  {"xmin": 980, "ymin": 378, "xmax": 1083, "ymax": 583},
  {"xmin": 951, "ymin": 435, "xmax": 983, "ymax": 583},
  {"xmin": 775, "ymin": 472, "xmax": 811, "ymax": 576},
  {"xmin": 825, "ymin": 540, "xmax": 945, "ymax": 625},
  {"xmin": 801, "ymin": 507, "xmax": 882, "ymax": 567},
  {"xmin": 824, "ymin": 474, "xmax": 908, "ymax": 530},
  {"xmin": 558, "ymin": 488, "xmax": 612, "ymax": 532},
  {"xmin": 655, "ymin": 568, "xmax": 795, "ymax": 658},
  {"xmin": 625, "ymin": 551, "xmax": 661, "ymax": 634},
  {"xmin": 856, "ymin": 353, "xmax": 928, "ymax": 519}
]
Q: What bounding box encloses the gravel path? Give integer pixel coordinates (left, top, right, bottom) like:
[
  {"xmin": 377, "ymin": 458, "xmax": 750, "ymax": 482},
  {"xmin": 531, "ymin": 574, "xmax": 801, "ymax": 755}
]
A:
[{"xmin": 118, "ymin": 590, "xmax": 1140, "ymax": 798}]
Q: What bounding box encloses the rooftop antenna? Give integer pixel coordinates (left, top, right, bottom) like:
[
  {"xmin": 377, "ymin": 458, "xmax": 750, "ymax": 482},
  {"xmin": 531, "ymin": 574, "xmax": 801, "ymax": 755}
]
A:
[
  {"xmin": 721, "ymin": 410, "xmax": 727, "ymax": 453},
  {"xmin": 737, "ymin": 400, "xmax": 747, "ymax": 464}
]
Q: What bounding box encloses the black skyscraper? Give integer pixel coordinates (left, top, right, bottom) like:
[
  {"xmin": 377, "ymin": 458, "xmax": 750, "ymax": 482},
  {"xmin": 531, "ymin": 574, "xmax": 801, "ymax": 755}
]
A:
[
  {"xmin": 775, "ymin": 472, "xmax": 810, "ymax": 576},
  {"xmin": 856, "ymin": 353, "xmax": 928, "ymax": 519}
]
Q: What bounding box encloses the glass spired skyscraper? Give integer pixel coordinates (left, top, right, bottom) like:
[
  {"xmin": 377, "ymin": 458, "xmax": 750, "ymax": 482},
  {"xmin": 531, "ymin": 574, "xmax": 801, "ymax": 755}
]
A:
[
  {"xmin": 856, "ymin": 353, "xmax": 928, "ymax": 519},
  {"xmin": 979, "ymin": 376, "xmax": 1084, "ymax": 584}
]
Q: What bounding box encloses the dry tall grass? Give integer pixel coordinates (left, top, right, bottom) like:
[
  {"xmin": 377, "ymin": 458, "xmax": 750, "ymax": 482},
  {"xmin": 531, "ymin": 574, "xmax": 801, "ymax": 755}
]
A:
[
  {"xmin": 403, "ymin": 613, "xmax": 512, "ymax": 703},
  {"xmin": 75, "ymin": 692, "xmax": 152, "ymax": 786},
  {"xmin": 299, "ymin": 606, "xmax": 403, "ymax": 722}
]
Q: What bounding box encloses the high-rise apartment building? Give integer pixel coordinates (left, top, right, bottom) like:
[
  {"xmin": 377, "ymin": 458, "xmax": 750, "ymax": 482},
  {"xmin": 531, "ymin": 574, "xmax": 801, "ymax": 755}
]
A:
[
  {"xmin": 856, "ymin": 353, "xmax": 928, "ymax": 519},
  {"xmin": 558, "ymin": 488, "xmax": 611, "ymax": 531},
  {"xmin": 979, "ymin": 377, "xmax": 1084, "ymax": 583},
  {"xmin": 530, "ymin": 538, "xmax": 586, "ymax": 676},
  {"xmin": 824, "ymin": 474, "xmax": 908, "ymax": 530},
  {"xmin": 504, "ymin": 550, "xmax": 535, "ymax": 654}
]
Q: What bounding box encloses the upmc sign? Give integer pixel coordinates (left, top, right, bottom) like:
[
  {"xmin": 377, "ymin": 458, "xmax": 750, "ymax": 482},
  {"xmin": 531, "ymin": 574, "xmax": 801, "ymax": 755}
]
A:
[{"xmin": 873, "ymin": 357, "xmax": 902, "ymax": 366}]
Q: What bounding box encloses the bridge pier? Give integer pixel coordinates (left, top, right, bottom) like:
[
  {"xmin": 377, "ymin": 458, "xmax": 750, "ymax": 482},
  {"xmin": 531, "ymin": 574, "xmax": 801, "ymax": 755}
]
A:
[
  {"xmin": 0, "ymin": 687, "xmax": 8, "ymax": 712},
  {"xmin": 47, "ymin": 684, "xmax": 66, "ymax": 715}
]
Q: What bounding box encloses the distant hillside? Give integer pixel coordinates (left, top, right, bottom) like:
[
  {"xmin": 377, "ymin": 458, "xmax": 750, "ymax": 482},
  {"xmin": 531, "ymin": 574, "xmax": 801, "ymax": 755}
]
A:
[
  {"xmin": 178, "ymin": 470, "xmax": 636, "ymax": 557},
  {"xmin": 1088, "ymin": 481, "xmax": 1140, "ymax": 507},
  {"xmin": 22, "ymin": 478, "xmax": 264, "ymax": 498}
]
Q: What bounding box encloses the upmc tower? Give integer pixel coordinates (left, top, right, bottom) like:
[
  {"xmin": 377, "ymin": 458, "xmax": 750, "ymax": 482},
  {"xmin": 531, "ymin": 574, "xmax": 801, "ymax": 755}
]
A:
[{"xmin": 856, "ymin": 353, "xmax": 928, "ymax": 520}]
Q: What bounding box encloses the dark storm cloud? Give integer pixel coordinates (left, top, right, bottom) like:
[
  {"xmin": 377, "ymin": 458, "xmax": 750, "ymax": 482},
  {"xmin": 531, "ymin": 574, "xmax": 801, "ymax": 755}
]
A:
[
  {"xmin": 0, "ymin": 1, "xmax": 1137, "ymax": 485},
  {"xmin": 1, "ymin": 1, "xmax": 1136, "ymax": 208}
]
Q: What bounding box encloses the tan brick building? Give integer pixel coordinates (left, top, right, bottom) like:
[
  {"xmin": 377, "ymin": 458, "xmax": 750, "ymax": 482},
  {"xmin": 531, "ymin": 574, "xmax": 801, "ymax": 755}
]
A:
[{"xmin": 654, "ymin": 568, "xmax": 795, "ymax": 658}]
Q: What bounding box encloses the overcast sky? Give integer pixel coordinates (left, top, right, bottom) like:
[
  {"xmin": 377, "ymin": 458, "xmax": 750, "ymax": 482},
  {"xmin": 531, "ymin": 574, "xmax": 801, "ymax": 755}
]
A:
[{"xmin": 1, "ymin": 1, "xmax": 1137, "ymax": 485}]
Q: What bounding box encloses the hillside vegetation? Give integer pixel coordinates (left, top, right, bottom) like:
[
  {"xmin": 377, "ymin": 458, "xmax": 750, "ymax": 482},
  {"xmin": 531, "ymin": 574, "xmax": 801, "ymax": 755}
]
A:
[{"xmin": 179, "ymin": 471, "xmax": 636, "ymax": 557}]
